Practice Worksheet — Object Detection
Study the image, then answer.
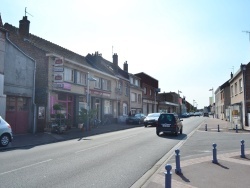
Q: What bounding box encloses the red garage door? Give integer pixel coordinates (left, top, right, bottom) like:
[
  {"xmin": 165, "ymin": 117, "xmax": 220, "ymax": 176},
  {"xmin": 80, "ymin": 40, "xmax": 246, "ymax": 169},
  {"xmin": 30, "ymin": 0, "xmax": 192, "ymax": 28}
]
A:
[{"xmin": 6, "ymin": 96, "xmax": 29, "ymax": 134}]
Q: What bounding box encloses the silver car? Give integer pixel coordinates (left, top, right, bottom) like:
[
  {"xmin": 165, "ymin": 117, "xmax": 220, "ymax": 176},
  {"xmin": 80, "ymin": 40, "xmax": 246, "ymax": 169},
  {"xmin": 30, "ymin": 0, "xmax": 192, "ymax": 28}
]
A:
[{"xmin": 0, "ymin": 116, "xmax": 13, "ymax": 147}]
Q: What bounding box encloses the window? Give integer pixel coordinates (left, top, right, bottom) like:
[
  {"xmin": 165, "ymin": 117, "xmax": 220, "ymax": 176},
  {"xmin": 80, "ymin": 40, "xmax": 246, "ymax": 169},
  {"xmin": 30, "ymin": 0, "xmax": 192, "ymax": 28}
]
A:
[
  {"xmin": 64, "ymin": 67, "xmax": 74, "ymax": 82},
  {"xmin": 118, "ymin": 81, "xmax": 122, "ymax": 92},
  {"xmin": 138, "ymin": 94, "xmax": 141, "ymax": 103},
  {"xmin": 144, "ymin": 87, "xmax": 147, "ymax": 95},
  {"xmin": 76, "ymin": 71, "xmax": 86, "ymax": 85},
  {"xmin": 231, "ymin": 85, "xmax": 234, "ymax": 97},
  {"xmin": 130, "ymin": 77, "xmax": 133, "ymax": 84},
  {"xmin": 135, "ymin": 79, "xmax": 138, "ymax": 86},
  {"xmin": 94, "ymin": 77, "xmax": 101, "ymax": 89},
  {"xmin": 235, "ymin": 82, "xmax": 237, "ymax": 96},
  {"xmin": 131, "ymin": 93, "xmax": 137, "ymax": 102},
  {"xmin": 104, "ymin": 100, "xmax": 112, "ymax": 114},
  {"xmin": 239, "ymin": 79, "xmax": 243, "ymax": 92},
  {"xmin": 125, "ymin": 83, "xmax": 129, "ymax": 96},
  {"xmin": 102, "ymin": 79, "xmax": 111, "ymax": 91}
]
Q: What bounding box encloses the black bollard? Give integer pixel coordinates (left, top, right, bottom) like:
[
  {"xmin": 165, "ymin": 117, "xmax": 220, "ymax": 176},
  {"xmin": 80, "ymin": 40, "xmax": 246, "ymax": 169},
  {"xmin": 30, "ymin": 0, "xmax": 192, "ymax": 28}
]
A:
[
  {"xmin": 165, "ymin": 164, "xmax": 172, "ymax": 188},
  {"xmin": 212, "ymin": 143, "xmax": 218, "ymax": 164},
  {"xmin": 236, "ymin": 124, "xmax": 238, "ymax": 133},
  {"xmin": 175, "ymin": 149, "xmax": 182, "ymax": 174},
  {"xmin": 205, "ymin": 124, "xmax": 207, "ymax": 131},
  {"xmin": 241, "ymin": 140, "xmax": 245, "ymax": 158},
  {"xmin": 217, "ymin": 124, "xmax": 220, "ymax": 132}
]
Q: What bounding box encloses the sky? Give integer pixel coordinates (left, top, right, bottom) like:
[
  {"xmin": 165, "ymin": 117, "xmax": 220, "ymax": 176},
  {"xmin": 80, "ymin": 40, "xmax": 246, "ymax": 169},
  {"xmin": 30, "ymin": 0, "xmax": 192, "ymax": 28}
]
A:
[{"xmin": 1, "ymin": 0, "xmax": 250, "ymax": 109}]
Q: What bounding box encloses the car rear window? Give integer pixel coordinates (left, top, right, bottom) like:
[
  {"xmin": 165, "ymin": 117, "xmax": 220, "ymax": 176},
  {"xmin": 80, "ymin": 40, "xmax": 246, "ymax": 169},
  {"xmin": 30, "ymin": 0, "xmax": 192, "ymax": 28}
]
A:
[{"xmin": 159, "ymin": 114, "xmax": 175, "ymax": 123}]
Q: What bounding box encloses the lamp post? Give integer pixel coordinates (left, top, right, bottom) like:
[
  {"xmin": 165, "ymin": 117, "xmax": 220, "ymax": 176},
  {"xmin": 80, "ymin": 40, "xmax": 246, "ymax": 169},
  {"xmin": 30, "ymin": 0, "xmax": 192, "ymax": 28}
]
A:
[
  {"xmin": 178, "ymin": 90, "xmax": 182, "ymax": 117},
  {"xmin": 209, "ymin": 88, "xmax": 214, "ymax": 105},
  {"xmin": 86, "ymin": 72, "xmax": 96, "ymax": 131}
]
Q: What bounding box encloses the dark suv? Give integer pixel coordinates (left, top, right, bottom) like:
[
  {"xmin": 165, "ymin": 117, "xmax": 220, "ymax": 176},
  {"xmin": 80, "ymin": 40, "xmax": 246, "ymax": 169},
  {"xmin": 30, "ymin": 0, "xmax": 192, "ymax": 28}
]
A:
[{"xmin": 156, "ymin": 113, "xmax": 183, "ymax": 136}]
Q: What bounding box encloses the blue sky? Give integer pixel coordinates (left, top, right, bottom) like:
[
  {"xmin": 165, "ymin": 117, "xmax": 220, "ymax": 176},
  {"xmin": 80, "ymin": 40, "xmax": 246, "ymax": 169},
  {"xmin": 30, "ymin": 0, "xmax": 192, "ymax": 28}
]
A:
[{"xmin": 1, "ymin": 0, "xmax": 250, "ymax": 109}]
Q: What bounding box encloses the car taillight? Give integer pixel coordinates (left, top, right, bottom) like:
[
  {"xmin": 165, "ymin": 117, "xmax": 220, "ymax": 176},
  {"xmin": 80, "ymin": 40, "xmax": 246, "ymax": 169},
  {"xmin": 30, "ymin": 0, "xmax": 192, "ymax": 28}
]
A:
[{"xmin": 7, "ymin": 124, "xmax": 11, "ymax": 129}]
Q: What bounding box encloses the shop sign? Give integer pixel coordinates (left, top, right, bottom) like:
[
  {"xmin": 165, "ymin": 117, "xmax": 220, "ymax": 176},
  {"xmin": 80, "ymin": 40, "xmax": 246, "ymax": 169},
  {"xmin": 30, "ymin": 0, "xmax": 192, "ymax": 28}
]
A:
[
  {"xmin": 53, "ymin": 67, "xmax": 64, "ymax": 72},
  {"xmin": 54, "ymin": 58, "xmax": 63, "ymax": 66},
  {"xmin": 54, "ymin": 73, "xmax": 63, "ymax": 82},
  {"xmin": 53, "ymin": 83, "xmax": 71, "ymax": 91}
]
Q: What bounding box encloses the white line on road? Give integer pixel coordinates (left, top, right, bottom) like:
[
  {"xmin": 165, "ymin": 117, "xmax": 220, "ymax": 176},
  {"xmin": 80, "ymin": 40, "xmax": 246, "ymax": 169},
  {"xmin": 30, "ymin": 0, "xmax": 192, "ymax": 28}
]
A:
[
  {"xmin": 119, "ymin": 134, "xmax": 137, "ymax": 140},
  {"xmin": 0, "ymin": 159, "xmax": 53, "ymax": 176},
  {"xmin": 75, "ymin": 142, "xmax": 110, "ymax": 154}
]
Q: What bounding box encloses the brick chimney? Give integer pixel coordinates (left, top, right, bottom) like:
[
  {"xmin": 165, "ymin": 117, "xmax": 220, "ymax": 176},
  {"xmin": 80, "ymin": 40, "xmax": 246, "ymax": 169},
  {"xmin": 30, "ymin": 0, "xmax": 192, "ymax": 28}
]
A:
[
  {"xmin": 123, "ymin": 61, "xmax": 128, "ymax": 72},
  {"xmin": 19, "ymin": 16, "xmax": 30, "ymax": 37},
  {"xmin": 113, "ymin": 53, "xmax": 118, "ymax": 73},
  {"xmin": 0, "ymin": 14, "xmax": 3, "ymax": 27}
]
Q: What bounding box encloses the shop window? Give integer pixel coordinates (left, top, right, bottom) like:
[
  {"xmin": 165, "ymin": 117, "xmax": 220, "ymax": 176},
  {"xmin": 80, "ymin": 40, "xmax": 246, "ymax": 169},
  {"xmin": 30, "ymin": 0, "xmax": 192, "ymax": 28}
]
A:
[{"xmin": 104, "ymin": 100, "xmax": 112, "ymax": 114}]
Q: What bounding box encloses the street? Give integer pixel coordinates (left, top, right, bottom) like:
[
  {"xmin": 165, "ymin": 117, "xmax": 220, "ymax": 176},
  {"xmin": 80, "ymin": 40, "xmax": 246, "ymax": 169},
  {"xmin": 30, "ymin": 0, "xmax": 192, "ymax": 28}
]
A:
[{"xmin": 0, "ymin": 117, "xmax": 205, "ymax": 188}]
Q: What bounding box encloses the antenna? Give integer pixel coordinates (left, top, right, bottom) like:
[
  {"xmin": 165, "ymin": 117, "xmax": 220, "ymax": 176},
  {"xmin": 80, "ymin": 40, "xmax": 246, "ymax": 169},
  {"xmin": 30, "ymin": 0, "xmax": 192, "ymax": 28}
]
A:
[
  {"xmin": 112, "ymin": 46, "xmax": 113, "ymax": 56},
  {"xmin": 25, "ymin": 7, "xmax": 33, "ymax": 17},
  {"xmin": 242, "ymin": 30, "xmax": 250, "ymax": 42}
]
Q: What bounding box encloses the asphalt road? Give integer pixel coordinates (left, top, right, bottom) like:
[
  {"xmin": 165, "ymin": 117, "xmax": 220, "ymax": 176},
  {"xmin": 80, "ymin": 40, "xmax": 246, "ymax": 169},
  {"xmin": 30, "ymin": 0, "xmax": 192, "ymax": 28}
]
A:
[{"xmin": 0, "ymin": 117, "xmax": 205, "ymax": 188}]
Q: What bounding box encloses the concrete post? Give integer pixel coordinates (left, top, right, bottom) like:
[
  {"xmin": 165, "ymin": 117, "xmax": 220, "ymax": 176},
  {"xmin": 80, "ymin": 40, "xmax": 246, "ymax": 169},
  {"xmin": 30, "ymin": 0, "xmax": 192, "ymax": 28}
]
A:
[
  {"xmin": 175, "ymin": 149, "xmax": 182, "ymax": 174},
  {"xmin": 165, "ymin": 164, "xmax": 172, "ymax": 188},
  {"xmin": 212, "ymin": 143, "xmax": 218, "ymax": 164},
  {"xmin": 241, "ymin": 140, "xmax": 245, "ymax": 158}
]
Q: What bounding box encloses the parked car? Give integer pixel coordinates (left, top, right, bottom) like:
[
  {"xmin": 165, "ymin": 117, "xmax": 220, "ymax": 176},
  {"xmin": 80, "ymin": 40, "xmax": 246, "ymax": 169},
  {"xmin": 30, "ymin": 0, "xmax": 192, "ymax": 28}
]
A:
[
  {"xmin": 189, "ymin": 112, "xmax": 194, "ymax": 116},
  {"xmin": 144, "ymin": 113, "xmax": 161, "ymax": 127},
  {"xmin": 0, "ymin": 116, "xmax": 13, "ymax": 147},
  {"xmin": 194, "ymin": 112, "xmax": 201, "ymax": 116},
  {"xmin": 181, "ymin": 112, "xmax": 189, "ymax": 118},
  {"xmin": 156, "ymin": 113, "xmax": 183, "ymax": 136},
  {"xmin": 126, "ymin": 113, "xmax": 146, "ymax": 125}
]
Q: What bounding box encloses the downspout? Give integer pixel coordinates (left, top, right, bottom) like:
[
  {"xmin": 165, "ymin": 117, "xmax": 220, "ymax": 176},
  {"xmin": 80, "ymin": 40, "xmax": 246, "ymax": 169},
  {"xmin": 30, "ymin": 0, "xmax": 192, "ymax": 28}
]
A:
[
  {"xmin": 6, "ymin": 32, "xmax": 37, "ymax": 133},
  {"xmin": 32, "ymin": 61, "xmax": 37, "ymax": 133}
]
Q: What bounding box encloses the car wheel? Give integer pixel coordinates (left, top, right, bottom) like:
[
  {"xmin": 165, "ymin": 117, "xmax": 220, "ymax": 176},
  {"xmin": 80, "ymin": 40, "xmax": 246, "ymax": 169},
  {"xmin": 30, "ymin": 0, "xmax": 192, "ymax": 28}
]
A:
[
  {"xmin": 0, "ymin": 134, "xmax": 10, "ymax": 147},
  {"xmin": 144, "ymin": 124, "xmax": 147, "ymax": 127},
  {"xmin": 174, "ymin": 131, "xmax": 178, "ymax": 136},
  {"xmin": 156, "ymin": 131, "xmax": 160, "ymax": 136},
  {"xmin": 180, "ymin": 127, "xmax": 183, "ymax": 134}
]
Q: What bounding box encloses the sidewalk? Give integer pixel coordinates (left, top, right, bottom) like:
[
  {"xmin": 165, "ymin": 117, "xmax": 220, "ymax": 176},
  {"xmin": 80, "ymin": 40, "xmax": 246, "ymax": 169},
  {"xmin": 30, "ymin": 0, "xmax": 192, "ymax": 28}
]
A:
[
  {"xmin": 0, "ymin": 122, "xmax": 138, "ymax": 151},
  {"xmin": 140, "ymin": 117, "xmax": 250, "ymax": 188}
]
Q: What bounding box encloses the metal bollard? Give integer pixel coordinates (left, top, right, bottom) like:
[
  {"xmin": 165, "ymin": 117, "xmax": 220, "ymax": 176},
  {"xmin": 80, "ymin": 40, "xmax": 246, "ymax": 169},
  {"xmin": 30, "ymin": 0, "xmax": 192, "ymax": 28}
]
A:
[
  {"xmin": 212, "ymin": 143, "xmax": 218, "ymax": 164},
  {"xmin": 165, "ymin": 164, "xmax": 172, "ymax": 188},
  {"xmin": 175, "ymin": 149, "xmax": 182, "ymax": 174},
  {"xmin": 236, "ymin": 125, "xmax": 238, "ymax": 133},
  {"xmin": 217, "ymin": 124, "xmax": 220, "ymax": 132},
  {"xmin": 205, "ymin": 124, "xmax": 207, "ymax": 131},
  {"xmin": 241, "ymin": 140, "xmax": 245, "ymax": 158}
]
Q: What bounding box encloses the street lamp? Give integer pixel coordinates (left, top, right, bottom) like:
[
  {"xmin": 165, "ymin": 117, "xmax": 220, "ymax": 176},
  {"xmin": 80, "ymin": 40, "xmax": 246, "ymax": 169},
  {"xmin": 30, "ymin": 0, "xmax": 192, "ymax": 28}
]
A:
[
  {"xmin": 178, "ymin": 90, "xmax": 182, "ymax": 117},
  {"xmin": 209, "ymin": 88, "xmax": 214, "ymax": 105},
  {"xmin": 86, "ymin": 72, "xmax": 96, "ymax": 131}
]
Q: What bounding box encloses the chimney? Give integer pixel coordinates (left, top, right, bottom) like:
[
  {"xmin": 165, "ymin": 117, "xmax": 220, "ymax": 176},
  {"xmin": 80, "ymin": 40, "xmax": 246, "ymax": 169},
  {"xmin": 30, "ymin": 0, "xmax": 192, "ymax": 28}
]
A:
[
  {"xmin": 230, "ymin": 72, "xmax": 233, "ymax": 79},
  {"xmin": 19, "ymin": 16, "xmax": 30, "ymax": 37},
  {"xmin": 0, "ymin": 14, "xmax": 3, "ymax": 27},
  {"xmin": 113, "ymin": 53, "xmax": 118, "ymax": 73},
  {"xmin": 123, "ymin": 61, "xmax": 128, "ymax": 72}
]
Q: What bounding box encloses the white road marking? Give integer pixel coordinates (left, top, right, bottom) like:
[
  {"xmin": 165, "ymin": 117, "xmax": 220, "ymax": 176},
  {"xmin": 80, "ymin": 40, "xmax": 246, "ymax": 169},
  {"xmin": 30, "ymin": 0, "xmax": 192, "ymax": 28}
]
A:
[
  {"xmin": 75, "ymin": 143, "xmax": 110, "ymax": 154},
  {"xmin": 0, "ymin": 159, "xmax": 52, "ymax": 176},
  {"xmin": 119, "ymin": 134, "xmax": 137, "ymax": 140}
]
